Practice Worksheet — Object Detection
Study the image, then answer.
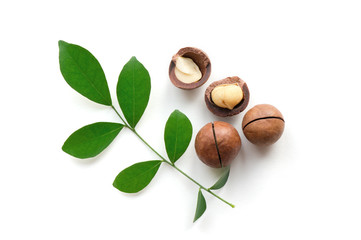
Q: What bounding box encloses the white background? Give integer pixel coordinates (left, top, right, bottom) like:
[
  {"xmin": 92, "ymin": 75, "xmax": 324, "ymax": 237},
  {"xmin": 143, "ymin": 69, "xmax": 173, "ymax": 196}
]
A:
[{"xmin": 1, "ymin": 0, "xmax": 361, "ymax": 239}]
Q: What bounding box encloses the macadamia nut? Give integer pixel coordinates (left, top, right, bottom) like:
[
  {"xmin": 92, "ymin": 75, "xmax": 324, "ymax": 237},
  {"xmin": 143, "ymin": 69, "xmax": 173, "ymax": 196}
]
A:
[
  {"xmin": 195, "ymin": 121, "xmax": 241, "ymax": 168},
  {"xmin": 174, "ymin": 56, "xmax": 202, "ymax": 83},
  {"xmin": 211, "ymin": 84, "xmax": 244, "ymax": 110},
  {"xmin": 205, "ymin": 76, "xmax": 250, "ymax": 117},
  {"xmin": 242, "ymin": 104, "xmax": 285, "ymax": 146}
]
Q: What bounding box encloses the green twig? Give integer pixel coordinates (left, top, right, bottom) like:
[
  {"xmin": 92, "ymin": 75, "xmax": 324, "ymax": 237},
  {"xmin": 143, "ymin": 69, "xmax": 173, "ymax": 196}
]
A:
[{"xmin": 111, "ymin": 105, "xmax": 235, "ymax": 208}]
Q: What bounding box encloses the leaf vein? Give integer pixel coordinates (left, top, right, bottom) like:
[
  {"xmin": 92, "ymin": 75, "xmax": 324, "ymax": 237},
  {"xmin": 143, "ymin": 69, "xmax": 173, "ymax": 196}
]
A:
[
  {"xmin": 65, "ymin": 47, "xmax": 109, "ymax": 104},
  {"xmin": 119, "ymin": 162, "xmax": 161, "ymax": 187}
]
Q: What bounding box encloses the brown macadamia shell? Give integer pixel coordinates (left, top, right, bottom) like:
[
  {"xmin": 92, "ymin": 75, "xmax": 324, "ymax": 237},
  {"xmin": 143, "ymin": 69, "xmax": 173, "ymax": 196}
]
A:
[
  {"xmin": 195, "ymin": 121, "xmax": 241, "ymax": 168},
  {"xmin": 205, "ymin": 76, "xmax": 250, "ymax": 117},
  {"xmin": 242, "ymin": 104, "xmax": 285, "ymax": 146},
  {"xmin": 194, "ymin": 123, "xmax": 220, "ymax": 168},
  {"xmin": 169, "ymin": 47, "xmax": 211, "ymax": 90}
]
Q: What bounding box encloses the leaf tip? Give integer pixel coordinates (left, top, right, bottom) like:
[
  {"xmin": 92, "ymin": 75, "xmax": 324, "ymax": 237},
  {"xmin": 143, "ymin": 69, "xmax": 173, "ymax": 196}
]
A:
[
  {"xmin": 112, "ymin": 177, "xmax": 123, "ymax": 192},
  {"xmin": 112, "ymin": 180, "xmax": 118, "ymax": 189},
  {"xmin": 193, "ymin": 189, "xmax": 207, "ymax": 223},
  {"xmin": 58, "ymin": 40, "xmax": 67, "ymax": 48},
  {"xmin": 61, "ymin": 140, "xmax": 70, "ymax": 154},
  {"xmin": 173, "ymin": 109, "xmax": 181, "ymax": 114},
  {"xmin": 61, "ymin": 143, "xmax": 66, "ymax": 152}
]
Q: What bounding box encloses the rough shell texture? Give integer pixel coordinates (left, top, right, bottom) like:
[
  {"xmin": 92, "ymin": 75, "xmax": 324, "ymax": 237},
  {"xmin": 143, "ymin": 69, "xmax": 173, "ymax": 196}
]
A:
[
  {"xmin": 169, "ymin": 47, "xmax": 211, "ymax": 90},
  {"xmin": 205, "ymin": 76, "xmax": 250, "ymax": 117},
  {"xmin": 195, "ymin": 121, "xmax": 241, "ymax": 168},
  {"xmin": 242, "ymin": 104, "xmax": 285, "ymax": 146}
]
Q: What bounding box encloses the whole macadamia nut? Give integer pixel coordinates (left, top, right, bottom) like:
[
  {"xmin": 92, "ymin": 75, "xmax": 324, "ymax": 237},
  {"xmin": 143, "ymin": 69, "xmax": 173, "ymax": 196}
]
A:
[
  {"xmin": 242, "ymin": 104, "xmax": 285, "ymax": 146},
  {"xmin": 195, "ymin": 121, "xmax": 241, "ymax": 168}
]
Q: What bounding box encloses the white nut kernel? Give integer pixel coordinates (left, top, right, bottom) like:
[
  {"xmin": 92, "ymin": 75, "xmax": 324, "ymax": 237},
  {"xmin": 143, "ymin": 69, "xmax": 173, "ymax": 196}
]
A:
[
  {"xmin": 211, "ymin": 84, "xmax": 244, "ymax": 110},
  {"xmin": 174, "ymin": 56, "xmax": 202, "ymax": 84}
]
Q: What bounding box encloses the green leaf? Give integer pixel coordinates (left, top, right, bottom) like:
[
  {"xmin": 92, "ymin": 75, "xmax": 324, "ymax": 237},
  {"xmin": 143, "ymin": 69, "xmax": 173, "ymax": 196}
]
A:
[
  {"xmin": 164, "ymin": 110, "xmax": 193, "ymax": 163},
  {"xmin": 117, "ymin": 57, "xmax": 151, "ymax": 128},
  {"xmin": 113, "ymin": 160, "xmax": 162, "ymax": 193},
  {"xmin": 193, "ymin": 189, "xmax": 207, "ymax": 222},
  {"xmin": 58, "ymin": 40, "xmax": 112, "ymax": 106},
  {"xmin": 209, "ymin": 166, "xmax": 230, "ymax": 190},
  {"xmin": 62, "ymin": 122, "xmax": 123, "ymax": 159}
]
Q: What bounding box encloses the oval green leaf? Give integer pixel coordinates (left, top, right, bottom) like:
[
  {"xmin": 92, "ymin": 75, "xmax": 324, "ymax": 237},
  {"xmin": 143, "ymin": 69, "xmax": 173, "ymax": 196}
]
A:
[
  {"xmin": 58, "ymin": 40, "xmax": 112, "ymax": 106},
  {"xmin": 113, "ymin": 160, "xmax": 162, "ymax": 193},
  {"xmin": 193, "ymin": 189, "xmax": 207, "ymax": 222},
  {"xmin": 164, "ymin": 110, "xmax": 193, "ymax": 163},
  {"xmin": 62, "ymin": 122, "xmax": 123, "ymax": 159},
  {"xmin": 209, "ymin": 166, "xmax": 230, "ymax": 190},
  {"xmin": 117, "ymin": 57, "xmax": 151, "ymax": 128}
]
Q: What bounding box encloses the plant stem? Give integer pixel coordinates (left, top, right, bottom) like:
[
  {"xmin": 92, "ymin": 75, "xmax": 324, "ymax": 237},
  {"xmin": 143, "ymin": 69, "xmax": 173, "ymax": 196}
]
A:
[
  {"xmin": 111, "ymin": 105, "xmax": 130, "ymax": 128},
  {"xmin": 111, "ymin": 105, "xmax": 235, "ymax": 208},
  {"xmin": 170, "ymin": 162, "xmax": 235, "ymax": 208}
]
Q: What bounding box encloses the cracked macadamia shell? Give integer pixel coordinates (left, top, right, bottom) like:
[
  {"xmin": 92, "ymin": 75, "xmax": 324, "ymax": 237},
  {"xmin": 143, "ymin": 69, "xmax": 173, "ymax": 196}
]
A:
[
  {"xmin": 195, "ymin": 121, "xmax": 241, "ymax": 168},
  {"xmin": 205, "ymin": 76, "xmax": 250, "ymax": 117},
  {"xmin": 169, "ymin": 47, "xmax": 211, "ymax": 89},
  {"xmin": 242, "ymin": 104, "xmax": 285, "ymax": 146}
]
